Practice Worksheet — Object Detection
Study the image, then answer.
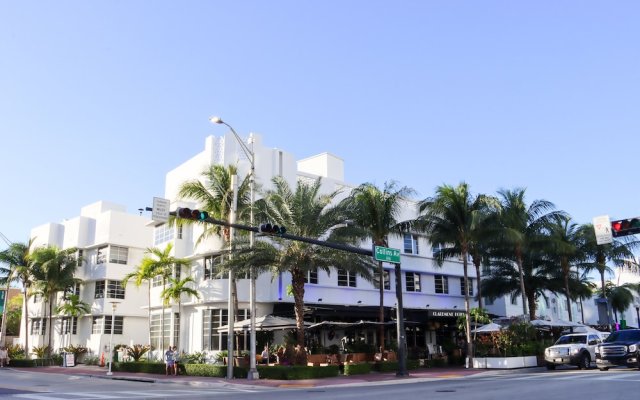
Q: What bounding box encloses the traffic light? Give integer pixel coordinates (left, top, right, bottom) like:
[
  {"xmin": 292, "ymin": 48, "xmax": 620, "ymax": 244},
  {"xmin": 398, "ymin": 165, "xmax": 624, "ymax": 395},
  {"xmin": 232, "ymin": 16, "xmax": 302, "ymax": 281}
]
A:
[
  {"xmin": 259, "ymin": 223, "xmax": 286, "ymax": 235},
  {"xmin": 175, "ymin": 207, "xmax": 209, "ymax": 221},
  {"xmin": 611, "ymin": 217, "xmax": 640, "ymax": 237}
]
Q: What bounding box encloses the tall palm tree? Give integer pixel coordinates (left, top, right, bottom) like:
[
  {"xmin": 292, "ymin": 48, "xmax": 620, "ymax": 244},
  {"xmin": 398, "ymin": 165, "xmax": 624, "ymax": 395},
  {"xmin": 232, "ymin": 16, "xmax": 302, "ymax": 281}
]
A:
[
  {"xmin": 178, "ymin": 164, "xmax": 252, "ymax": 344},
  {"xmin": 415, "ymin": 182, "xmax": 493, "ymax": 365},
  {"xmin": 0, "ymin": 239, "xmax": 35, "ymax": 350},
  {"xmin": 598, "ymin": 282, "xmax": 640, "ymax": 322},
  {"xmin": 122, "ymin": 255, "xmax": 162, "ymax": 359},
  {"xmin": 247, "ymin": 176, "xmax": 375, "ymax": 347},
  {"xmin": 30, "ymin": 246, "xmax": 79, "ymax": 356},
  {"xmin": 135, "ymin": 244, "xmax": 191, "ymax": 353},
  {"xmin": 494, "ymin": 188, "xmax": 563, "ymax": 317},
  {"xmin": 339, "ymin": 181, "xmax": 414, "ymax": 352},
  {"xmin": 161, "ymin": 276, "xmax": 201, "ymax": 346},
  {"xmin": 544, "ymin": 214, "xmax": 584, "ymax": 321},
  {"xmin": 55, "ymin": 294, "xmax": 91, "ymax": 348}
]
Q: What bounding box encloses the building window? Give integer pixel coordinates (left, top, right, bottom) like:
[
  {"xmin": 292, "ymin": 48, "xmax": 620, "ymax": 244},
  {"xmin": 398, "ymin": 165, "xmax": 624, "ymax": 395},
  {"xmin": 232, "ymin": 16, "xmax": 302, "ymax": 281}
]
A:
[
  {"xmin": 107, "ymin": 280, "xmax": 125, "ymax": 299},
  {"xmin": 62, "ymin": 317, "xmax": 78, "ymax": 335},
  {"xmin": 203, "ymin": 256, "xmax": 227, "ymax": 280},
  {"xmin": 77, "ymin": 249, "xmax": 84, "ymax": 267},
  {"xmin": 64, "ymin": 283, "xmax": 80, "ymax": 300},
  {"xmin": 105, "ymin": 316, "xmax": 124, "ymax": 335},
  {"xmin": 305, "ymin": 268, "xmax": 318, "ymax": 284},
  {"xmin": 431, "ymin": 243, "xmax": 444, "ymax": 258},
  {"xmin": 511, "ymin": 295, "xmax": 518, "ymax": 306},
  {"xmin": 95, "ymin": 281, "xmax": 105, "ymax": 299},
  {"xmin": 31, "ymin": 319, "xmax": 46, "ymax": 335},
  {"xmin": 373, "ymin": 269, "xmax": 390, "ymax": 290},
  {"xmin": 177, "ymin": 225, "xmax": 183, "ymax": 240},
  {"xmin": 481, "ymin": 264, "xmax": 491, "ymax": 276},
  {"xmin": 460, "ymin": 278, "xmax": 473, "ymax": 296},
  {"xmin": 337, "ymin": 269, "xmax": 356, "ymax": 287},
  {"xmin": 435, "ymin": 275, "xmax": 448, "ymax": 294},
  {"xmin": 406, "ymin": 272, "xmax": 421, "ymax": 292},
  {"xmin": 484, "ymin": 297, "xmax": 494, "ymax": 306},
  {"xmin": 92, "ymin": 316, "xmax": 103, "ymax": 334},
  {"xmin": 96, "ymin": 246, "xmax": 107, "ymax": 264},
  {"xmin": 403, "ymin": 234, "xmax": 419, "ymax": 254},
  {"xmin": 154, "ymin": 224, "xmax": 175, "ymax": 245},
  {"xmin": 109, "ymin": 246, "xmax": 128, "ymax": 265},
  {"xmin": 33, "ymin": 293, "xmax": 41, "ymax": 303},
  {"xmin": 202, "ymin": 309, "xmax": 229, "ymax": 351}
]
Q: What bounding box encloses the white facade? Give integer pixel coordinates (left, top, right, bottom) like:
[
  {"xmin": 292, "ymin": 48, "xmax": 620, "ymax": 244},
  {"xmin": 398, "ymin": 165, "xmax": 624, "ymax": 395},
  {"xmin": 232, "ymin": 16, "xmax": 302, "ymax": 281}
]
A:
[{"xmin": 23, "ymin": 201, "xmax": 153, "ymax": 357}]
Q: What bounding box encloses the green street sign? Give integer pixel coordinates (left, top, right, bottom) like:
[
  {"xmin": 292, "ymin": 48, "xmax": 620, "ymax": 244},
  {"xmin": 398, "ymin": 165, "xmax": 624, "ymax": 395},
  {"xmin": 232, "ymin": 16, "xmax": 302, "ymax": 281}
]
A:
[{"xmin": 374, "ymin": 246, "xmax": 401, "ymax": 263}]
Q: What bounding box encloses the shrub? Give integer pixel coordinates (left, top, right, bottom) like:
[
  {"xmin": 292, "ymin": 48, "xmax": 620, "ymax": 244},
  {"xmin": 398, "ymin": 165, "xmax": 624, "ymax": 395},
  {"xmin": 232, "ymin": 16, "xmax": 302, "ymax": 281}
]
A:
[
  {"xmin": 180, "ymin": 351, "xmax": 207, "ymax": 364},
  {"xmin": 32, "ymin": 345, "xmax": 50, "ymax": 359},
  {"xmin": 126, "ymin": 345, "xmax": 151, "ymax": 362},
  {"xmin": 256, "ymin": 365, "xmax": 339, "ymax": 380},
  {"xmin": 9, "ymin": 359, "xmax": 37, "ymax": 367},
  {"xmin": 83, "ymin": 355, "xmax": 100, "ymax": 365},
  {"xmin": 7, "ymin": 345, "xmax": 25, "ymax": 360},
  {"xmin": 113, "ymin": 361, "xmax": 166, "ymax": 374},
  {"xmin": 373, "ymin": 360, "xmax": 420, "ymax": 372},
  {"xmin": 343, "ymin": 362, "xmax": 371, "ymax": 376},
  {"xmin": 184, "ymin": 364, "xmax": 246, "ymax": 378}
]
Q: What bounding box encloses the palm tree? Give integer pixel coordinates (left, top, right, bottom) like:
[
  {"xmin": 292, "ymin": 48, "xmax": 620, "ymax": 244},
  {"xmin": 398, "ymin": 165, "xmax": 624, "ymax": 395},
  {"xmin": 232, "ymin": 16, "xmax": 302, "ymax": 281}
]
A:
[
  {"xmin": 160, "ymin": 276, "xmax": 201, "ymax": 346},
  {"xmin": 339, "ymin": 181, "xmax": 414, "ymax": 352},
  {"xmin": 178, "ymin": 164, "xmax": 252, "ymax": 245},
  {"xmin": 415, "ymin": 182, "xmax": 493, "ymax": 365},
  {"xmin": 0, "ymin": 239, "xmax": 35, "ymax": 350},
  {"xmin": 598, "ymin": 282, "xmax": 640, "ymax": 323},
  {"xmin": 134, "ymin": 244, "xmax": 191, "ymax": 353},
  {"xmin": 248, "ymin": 176, "xmax": 375, "ymax": 348},
  {"xmin": 493, "ymin": 188, "xmax": 563, "ymax": 317},
  {"xmin": 55, "ymin": 294, "xmax": 90, "ymax": 348},
  {"xmin": 30, "ymin": 246, "xmax": 79, "ymax": 356},
  {"xmin": 178, "ymin": 164, "xmax": 252, "ymax": 345},
  {"xmin": 544, "ymin": 214, "xmax": 584, "ymax": 321},
  {"xmin": 122, "ymin": 252, "xmax": 162, "ymax": 359}
]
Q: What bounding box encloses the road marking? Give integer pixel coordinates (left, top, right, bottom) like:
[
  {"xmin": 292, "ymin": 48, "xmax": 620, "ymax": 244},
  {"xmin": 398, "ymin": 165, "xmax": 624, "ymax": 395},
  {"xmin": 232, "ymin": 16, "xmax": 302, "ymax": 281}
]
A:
[{"xmin": 13, "ymin": 388, "xmax": 263, "ymax": 400}]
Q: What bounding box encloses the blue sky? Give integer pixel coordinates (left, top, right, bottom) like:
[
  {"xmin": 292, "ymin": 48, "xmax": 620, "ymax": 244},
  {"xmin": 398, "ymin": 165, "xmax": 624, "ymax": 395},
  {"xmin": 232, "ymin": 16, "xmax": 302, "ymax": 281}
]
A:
[{"xmin": 1, "ymin": 1, "xmax": 639, "ymax": 245}]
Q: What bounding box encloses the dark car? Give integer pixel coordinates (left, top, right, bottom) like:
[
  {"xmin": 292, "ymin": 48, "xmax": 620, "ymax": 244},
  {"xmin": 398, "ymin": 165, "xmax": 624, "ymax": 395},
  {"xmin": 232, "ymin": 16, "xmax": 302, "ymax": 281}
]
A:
[{"xmin": 594, "ymin": 329, "xmax": 640, "ymax": 371}]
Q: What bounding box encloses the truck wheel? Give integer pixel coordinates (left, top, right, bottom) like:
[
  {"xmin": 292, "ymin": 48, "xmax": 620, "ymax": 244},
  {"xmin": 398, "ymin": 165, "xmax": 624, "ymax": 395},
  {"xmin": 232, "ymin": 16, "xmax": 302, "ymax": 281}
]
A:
[
  {"xmin": 578, "ymin": 353, "xmax": 590, "ymax": 370},
  {"xmin": 546, "ymin": 363, "xmax": 556, "ymax": 370},
  {"xmin": 598, "ymin": 367, "xmax": 609, "ymax": 371}
]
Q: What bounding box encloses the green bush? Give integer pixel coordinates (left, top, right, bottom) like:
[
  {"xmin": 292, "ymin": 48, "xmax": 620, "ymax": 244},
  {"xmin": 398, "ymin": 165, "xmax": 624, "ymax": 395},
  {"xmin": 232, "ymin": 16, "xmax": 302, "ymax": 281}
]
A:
[
  {"xmin": 83, "ymin": 355, "xmax": 99, "ymax": 365},
  {"xmin": 343, "ymin": 362, "xmax": 371, "ymax": 376},
  {"xmin": 373, "ymin": 360, "xmax": 420, "ymax": 372},
  {"xmin": 9, "ymin": 359, "xmax": 37, "ymax": 367},
  {"xmin": 114, "ymin": 361, "xmax": 166, "ymax": 374},
  {"xmin": 425, "ymin": 358, "xmax": 448, "ymax": 368},
  {"xmin": 256, "ymin": 365, "xmax": 339, "ymax": 380},
  {"xmin": 8, "ymin": 345, "xmax": 25, "ymax": 359},
  {"xmin": 185, "ymin": 364, "xmax": 246, "ymax": 378}
]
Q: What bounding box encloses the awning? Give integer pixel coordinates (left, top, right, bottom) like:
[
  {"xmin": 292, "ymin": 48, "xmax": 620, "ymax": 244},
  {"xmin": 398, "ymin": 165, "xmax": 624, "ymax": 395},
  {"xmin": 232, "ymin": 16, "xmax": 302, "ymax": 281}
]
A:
[{"xmin": 216, "ymin": 315, "xmax": 310, "ymax": 332}]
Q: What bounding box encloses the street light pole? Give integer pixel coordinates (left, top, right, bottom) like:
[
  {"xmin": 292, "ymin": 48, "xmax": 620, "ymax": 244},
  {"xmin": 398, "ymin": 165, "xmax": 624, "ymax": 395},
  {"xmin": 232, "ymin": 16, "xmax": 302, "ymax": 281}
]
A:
[
  {"xmin": 210, "ymin": 116, "xmax": 258, "ymax": 380},
  {"xmin": 635, "ymin": 304, "xmax": 640, "ymax": 329},
  {"xmin": 106, "ymin": 301, "xmax": 119, "ymax": 376}
]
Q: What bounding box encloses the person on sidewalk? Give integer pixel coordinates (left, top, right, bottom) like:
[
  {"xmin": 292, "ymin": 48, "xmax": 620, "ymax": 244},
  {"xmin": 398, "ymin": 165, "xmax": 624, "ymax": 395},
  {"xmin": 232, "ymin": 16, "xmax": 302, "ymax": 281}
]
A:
[
  {"xmin": 0, "ymin": 347, "xmax": 8, "ymax": 367},
  {"xmin": 164, "ymin": 347, "xmax": 175, "ymax": 376},
  {"xmin": 172, "ymin": 346, "xmax": 179, "ymax": 376}
]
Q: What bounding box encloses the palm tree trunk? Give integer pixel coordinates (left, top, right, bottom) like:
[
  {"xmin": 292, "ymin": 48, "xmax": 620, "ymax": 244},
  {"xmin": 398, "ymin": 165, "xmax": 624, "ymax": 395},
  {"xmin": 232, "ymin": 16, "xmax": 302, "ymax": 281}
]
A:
[
  {"xmin": 48, "ymin": 295, "xmax": 53, "ymax": 357},
  {"xmin": 527, "ymin": 291, "xmax": 537, "ymax": 321},
  {"xmin": 161, "ymin": 280, "xmax": 165, "ymax": 353},
  {"xmin": 473, "ymin": 255, "xmax": 483, "ymax": 310},
  {"xmin": 232, "ymin": 278, "xmax": 240, "ymax": 355},
  {"xmin": 23, "ymin": 288, "xmax": 29, "ymax": 357},
  {"xmin": 462, "ymin": 250, "xmax": 472, "ymax": 367},
  {"xmin": 0, "ymin": 281, "xmax": 11, "ymax": 346},
  {"xmin": 377, "ymin": 260, "xmax": 385, "ymax": 352},
  {"xmin": 147, "ymin": 285, "xmax": 152, "ymax": 361},
  {"xmin": 292, "ymin": 269, "xmax": 306, "ymax": 348},
  {"xmin": 515, "ymin": 249, "xmax": 528, "ymax": 317},
  {"xmin": 563, "ymin": 260, "xmax": 573, "ymax": 321}
]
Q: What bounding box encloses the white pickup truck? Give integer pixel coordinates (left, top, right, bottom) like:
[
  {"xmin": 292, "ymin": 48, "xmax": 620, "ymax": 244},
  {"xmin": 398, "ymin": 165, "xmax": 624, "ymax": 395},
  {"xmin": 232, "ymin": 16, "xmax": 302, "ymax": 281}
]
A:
[{"xmin": 544, "ymin": 333, "xmax": 606, "ymax": 370}]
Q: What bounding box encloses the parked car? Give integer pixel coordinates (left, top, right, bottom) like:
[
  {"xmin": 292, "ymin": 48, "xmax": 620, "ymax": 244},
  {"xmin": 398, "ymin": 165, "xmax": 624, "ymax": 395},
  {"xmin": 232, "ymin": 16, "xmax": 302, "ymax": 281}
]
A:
[
  {"xmin": 544, "ymin": 333, "xmax": 605, "ymax": 370},
  {"xmin": 595, "ymin": 329, "xmax": 640, "ymax": 371}
]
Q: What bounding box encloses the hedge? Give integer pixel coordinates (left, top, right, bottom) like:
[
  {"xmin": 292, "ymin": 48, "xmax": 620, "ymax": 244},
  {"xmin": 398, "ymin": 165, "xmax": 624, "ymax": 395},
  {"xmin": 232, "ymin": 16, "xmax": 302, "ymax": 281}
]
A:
[
  {"xmin": 185, "ymin": 364, "xmax": 247, "ymax": 379},
  {"xmin": 373, "ymin": 359, "xmax": 420, "ymax": 372},
  {"xmin": 256, "ymin": 365, "xmax": 340, "ymax": 380},
  {"xmin": 9, "ymin": 359, "xmax": 38, "ymax": 368},
  {"xmin": 343, "ymin": 362, "xmax": 371, "ymax": 376},
  {"xmin": 113, "ymin": 361, "xmax": 166, "ymax": 374}
]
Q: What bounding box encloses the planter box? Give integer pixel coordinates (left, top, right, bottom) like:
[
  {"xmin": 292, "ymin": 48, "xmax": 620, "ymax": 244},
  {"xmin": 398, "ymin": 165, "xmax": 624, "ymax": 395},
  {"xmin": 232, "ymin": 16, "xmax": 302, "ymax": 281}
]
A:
[{"xmin": 472, "ymin": 356, "xmax": 538, "ymax": 369}]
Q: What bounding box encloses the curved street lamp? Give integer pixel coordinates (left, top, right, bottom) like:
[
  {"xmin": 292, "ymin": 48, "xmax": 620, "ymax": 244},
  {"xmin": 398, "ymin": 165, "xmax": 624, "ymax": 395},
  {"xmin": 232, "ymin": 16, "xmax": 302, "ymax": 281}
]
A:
[{"xmin": 209, "ymin": 116, "xmax": 258, "ymax": 380}]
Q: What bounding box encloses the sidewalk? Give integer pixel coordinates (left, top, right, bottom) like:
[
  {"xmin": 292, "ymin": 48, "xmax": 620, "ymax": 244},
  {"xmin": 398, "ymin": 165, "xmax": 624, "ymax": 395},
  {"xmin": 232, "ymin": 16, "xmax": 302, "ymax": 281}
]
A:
[{"xmin": 9, "ymin": 364, "xmax": 491, "ymax": 389}]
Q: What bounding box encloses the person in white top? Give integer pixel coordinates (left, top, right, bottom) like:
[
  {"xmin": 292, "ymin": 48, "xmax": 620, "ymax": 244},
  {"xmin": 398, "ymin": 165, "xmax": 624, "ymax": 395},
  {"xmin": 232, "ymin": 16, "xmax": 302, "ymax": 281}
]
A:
[{"xmin": 0, "ymin": 347, "xmax": 8, "ymax": 367}]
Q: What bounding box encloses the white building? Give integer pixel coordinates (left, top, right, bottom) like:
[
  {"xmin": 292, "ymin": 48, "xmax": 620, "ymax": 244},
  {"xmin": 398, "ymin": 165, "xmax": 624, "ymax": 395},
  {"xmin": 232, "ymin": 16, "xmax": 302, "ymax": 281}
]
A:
[{"xmin": 23, "ymin": 201, "xmax": 153, "ymax": 358}]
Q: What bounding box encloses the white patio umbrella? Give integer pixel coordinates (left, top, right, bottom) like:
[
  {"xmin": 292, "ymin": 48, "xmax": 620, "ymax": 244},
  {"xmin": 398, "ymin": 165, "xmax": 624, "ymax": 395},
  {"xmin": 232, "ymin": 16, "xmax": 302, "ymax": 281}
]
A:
[
  {"xmin": 216, "ymin": 315, "xmax": 309, "ymax": 332},
  {"xmin": 471, "ymin": 322, "xmax": 502, "ymax": 333},
  {"xmin": 530, "ymin": 319, "xmax": 584, "ymax": 328}
]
